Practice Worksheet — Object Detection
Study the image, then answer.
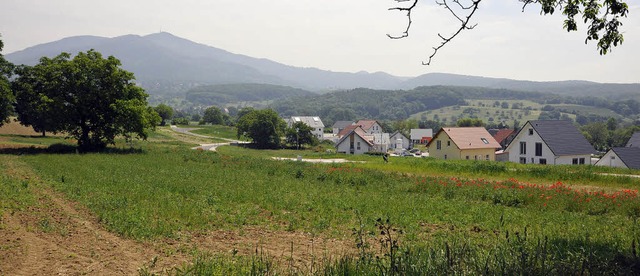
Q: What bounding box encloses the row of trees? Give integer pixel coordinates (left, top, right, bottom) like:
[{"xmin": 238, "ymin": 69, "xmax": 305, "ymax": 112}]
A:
[
  {"xmin": 0, "ymin": 38, "xmax": 160, "ymax": 151},
  {"xmin": 235, "ymin": 108, "xmax": 318, "ymax": 149}
]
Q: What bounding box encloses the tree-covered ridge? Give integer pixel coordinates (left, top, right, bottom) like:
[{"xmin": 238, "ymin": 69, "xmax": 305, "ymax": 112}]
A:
[
  {"xmin": 270, "ymin": 86, "xmax": 562, "ymax": 125},
  {"xmin": 185, "ymin": 83, "xmax": 315, "ymax": 105}
]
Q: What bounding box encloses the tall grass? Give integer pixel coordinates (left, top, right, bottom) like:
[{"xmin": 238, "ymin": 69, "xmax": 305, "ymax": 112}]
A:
[{"xmin": 5, "ymin": 137, "xmax": 640, "ymax": 274}]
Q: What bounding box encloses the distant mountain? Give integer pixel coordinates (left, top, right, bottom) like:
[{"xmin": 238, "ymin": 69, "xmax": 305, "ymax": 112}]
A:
[
  {"xmin": 5, "ymin": 32, "xmax": 404, "ymax": 93},
  {"xmin": 5, "ymin": 33, "xmax": 639, "ymax": 100},
  {"xmin": 402, "ymin": 73, "xmax": 640, "ymax": 100}
]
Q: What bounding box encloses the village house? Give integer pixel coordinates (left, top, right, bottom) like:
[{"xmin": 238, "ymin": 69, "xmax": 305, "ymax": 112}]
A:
[
  {"xmin": 410, "ymin": 129, "xmax": 433, "ymax": 146},
  {"xmin": 355, "ymin": 120, "xmax": 384, "ymax": 134},
  {"xmin": 390, "ymin": 131, "xmax": 410, "ymax": 150},
  {"xmin": 489, "ymin": 128, "xmax": 516, "ymax": 150},
  {"xmin": 627, "ymin": 132, "xmax": 640, "ymax": 147},
  {"xmin": 505, "ymin": 120, "xmax": 595, "ymax": 165},
  {"xmin": 332, "ymin": 121, "xmax": 354, "ymax": 135},
  {"xmin": 595, "ymin": 147, "xmax": 640, "ymax": 170},
  {"xmin": 335, "ymin": 126, "xmax": 373, "ymax": 154},
  {"xmin": 426, "ymin": 127, "xmax": 501, "ymax": 161},
  {"xmin": 288, "ymin": 116, "xmax": 325, "ymax": 140}
]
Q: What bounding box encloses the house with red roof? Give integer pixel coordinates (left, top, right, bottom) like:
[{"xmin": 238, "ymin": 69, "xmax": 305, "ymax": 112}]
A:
[{"xmin": 489, "ymin": 128, "xmax": 516, "ymax": 150}]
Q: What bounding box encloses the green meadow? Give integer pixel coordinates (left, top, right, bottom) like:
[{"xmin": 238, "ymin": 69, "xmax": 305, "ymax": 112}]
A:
[{"xmin": 2, "ymin": 132, "xmax": 640, "ymax": 274}]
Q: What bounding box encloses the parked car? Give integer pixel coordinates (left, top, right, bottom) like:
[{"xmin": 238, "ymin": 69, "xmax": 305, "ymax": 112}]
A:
[{"xmin": 400, "ymin": 151, "xmax": 413, "ymax": 157}]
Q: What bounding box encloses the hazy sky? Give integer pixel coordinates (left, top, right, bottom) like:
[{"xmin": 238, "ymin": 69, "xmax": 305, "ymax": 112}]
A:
[{"xmin": 1, "ymin": 0, "xmax": 639, "ymax": 83}]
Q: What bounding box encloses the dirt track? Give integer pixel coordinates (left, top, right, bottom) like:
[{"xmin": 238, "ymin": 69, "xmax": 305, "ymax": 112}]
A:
[
  {"xmin": 0, "ymin": 152, "xmax": 352, "ymax": 275},
  {"xmin": 0, "ymin": 156, "xmax": 188, "ymax": 275}
]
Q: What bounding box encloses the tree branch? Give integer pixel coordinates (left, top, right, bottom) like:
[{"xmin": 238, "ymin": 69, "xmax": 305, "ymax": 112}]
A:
[
  {"xmin": 388, "ymin": 0, "xmax": 482, "ymax": 65},
  {"xmin": 387, "ymin": 0, "xmax": 419, "ymax": 39}
]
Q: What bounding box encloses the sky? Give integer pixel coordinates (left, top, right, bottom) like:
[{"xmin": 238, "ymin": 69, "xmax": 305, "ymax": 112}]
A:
[{"xmin": 1, "ymin": 0, "xmax": 639, "ymax": 83}]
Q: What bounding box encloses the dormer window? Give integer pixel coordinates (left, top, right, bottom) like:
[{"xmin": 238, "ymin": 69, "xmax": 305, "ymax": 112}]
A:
[{"xmin": 481, "ymin": 138, "xmax": 489, "ymax": 144}]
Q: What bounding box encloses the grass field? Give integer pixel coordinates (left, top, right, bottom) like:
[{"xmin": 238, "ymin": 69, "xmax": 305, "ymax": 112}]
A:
[{"xmin": 2, "ymin": 131, "xmax": 640, "ymax": 274}]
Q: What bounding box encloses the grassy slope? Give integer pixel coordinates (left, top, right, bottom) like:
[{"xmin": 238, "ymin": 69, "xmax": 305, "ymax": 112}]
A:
[{"xmin": 410, "ymin": 99, "xmax": 627, "ymax": 125}]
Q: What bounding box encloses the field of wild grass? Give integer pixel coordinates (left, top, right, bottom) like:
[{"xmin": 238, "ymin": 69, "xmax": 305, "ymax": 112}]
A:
[{"xmin": 3, "ymin": 132, "xmax": 640, "ymax": 274}]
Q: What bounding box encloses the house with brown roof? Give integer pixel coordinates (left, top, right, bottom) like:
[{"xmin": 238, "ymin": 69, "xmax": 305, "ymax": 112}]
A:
[
  {"xmin": 335, "ymin": 126, "xmax": 373, "ymax": 154},
  {"xmin": 426, "ymin": 127, "xmax": 501, "ymax": 161},
  {"xmin": 332, "ymin": 121, "xmax": 354, "ymax": 135},
  {"xmin": 355, "ymin": 120, "xmax": 383, "ymax": 134},
  {"xmin": 505, "ymin": 120, "xmax": 595, "ymax": 165},
  {"xmin": 489, "ymin": 128, "xmax": 516, "ymax": 150}
]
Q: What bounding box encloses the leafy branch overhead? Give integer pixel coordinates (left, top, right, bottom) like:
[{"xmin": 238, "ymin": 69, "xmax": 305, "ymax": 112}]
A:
[{"xmin": 389, "ymin": 0, "xmax": 629, "ymax": 64}]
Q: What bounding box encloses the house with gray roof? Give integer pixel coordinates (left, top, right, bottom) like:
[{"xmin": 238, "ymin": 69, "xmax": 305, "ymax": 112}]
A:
[
  {"xmin": 505, "ymin": 120, "xmax": 595, "ymax": 165},
  {"xmin": 627, "ymin": 132, "xmax": 640, "ymax": 148},
  {"xmin": 595, "ymin": 147, "xmax": 640, "ymax": 170},
  {"xmin": 288, "ymin": 116, "xmax": 325, "ymax": 140}
]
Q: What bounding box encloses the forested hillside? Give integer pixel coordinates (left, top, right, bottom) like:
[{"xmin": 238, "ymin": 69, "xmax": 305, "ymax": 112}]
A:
[
  {"xmin": 185, "ymin": 83, "xmax": 315, "ymax": 105},
  {"xmin": 269, "ymin": 86, "xmax": 640, "ymax": 126},
  {"xmin": 271, "ymin": 86, "xmax": 468, "ymax": 124}
]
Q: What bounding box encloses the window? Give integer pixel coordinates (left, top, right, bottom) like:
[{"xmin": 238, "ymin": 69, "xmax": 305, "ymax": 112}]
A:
[
  {"xmin": 528, "ymin": 128, "xmax": 534, "ymax": 135},
  {"xmin": 474, "ymin": 155, "xmax": 478, "ymax": 160},
  {"xmin": 481, "ymin": 138, "xmax": 489, "ymax": 144},
  {"xmin": 466, "ymin": 156, "xmax": 469, "ymax": 160},
  {"xmin": 535, "ymin": 143, "xmax": 542, "ymax": 156},
  {"xmin": 486, "ymin": 155, "xmax": 490, "ymax": 160},
  {"xmin": 540, "ymin": 158, "xmax": 547, "ymax": 165},
  {"xmin": 611, "ymin": 156, "xmax": 616, "ymax": 160},
  {"xmin": 357, "ymin": 142, "xmax": 361, "ymax": 150},
  {"xmin": 519, "ymin": 142, "xmax": 527, "ymax": 155},
  {"xmin": 436, "ymin": 140, "xmax": 441, "ymax": 150},
  {"xmin": 444, "ymin": 154, "xmax": 448, "ymax": 160},
  {"xmin": 579, "ymin": 158, "xmax": 585, "ymax": 165},
  {"xmin": 447, "ymin": 140, "xmax": 451, "ymax": 147},
  {"xmin": 520, "ymin": 157, "xmax": 526, "ymax": 164},
  {"xmin": 572, "ymin": 158, "xmax": 578, "ymax": 165}
]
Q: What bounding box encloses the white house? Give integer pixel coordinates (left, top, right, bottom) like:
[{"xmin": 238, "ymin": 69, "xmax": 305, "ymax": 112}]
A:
[
  {"xmin": 410, "ymin": 129, "xmax": 433, "ymax": 145},
  {"xmin": 390, "ymin": 131, "xmax": 410, "ymax": 150},
  {"xmin": 506, "ymin": 120, "xmax": 595, "ymax": 165},
  {"xmin": 367, "ymin": 133, "xmax": 391, "ymax": 153},
  {"xmin": 335, "ymin": 126, "xmax": 373, "ymax": 155},
  {"xmin": 288, "ymin": 116, "xmax": 325, "ymax": 140},
  {"xmin": 595, "ymin": 147, "xmax": 640, "ymax": 170}
]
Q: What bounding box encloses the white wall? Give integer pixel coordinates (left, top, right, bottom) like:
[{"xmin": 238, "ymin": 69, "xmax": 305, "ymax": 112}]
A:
[
  {"xmin": 336, "ymin": 134, "xmax": 370, "ymax": 155},
  {"xmin": 595, "ymin": 150, "xmax": 627, "ymax": 168},
  {"xmin": 507, "ymin": 123, "xmax": 555, "ymax": 164}
]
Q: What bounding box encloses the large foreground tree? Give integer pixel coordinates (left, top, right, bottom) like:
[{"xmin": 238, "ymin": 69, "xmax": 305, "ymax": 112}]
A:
[
  {"xmin": 12, "ymin": 50, "xmax": 160, "ymax": 151},
  {"xmin": 236, "ymin": 109, "xmax": 286, "ymax": 149},
  {"xmin": 0, "ymin": 36, "xmax": 14, "ymax": 126},
  {"xmin": 389, "ymin": 0, "xmax": 629, "ymax": 64}
]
